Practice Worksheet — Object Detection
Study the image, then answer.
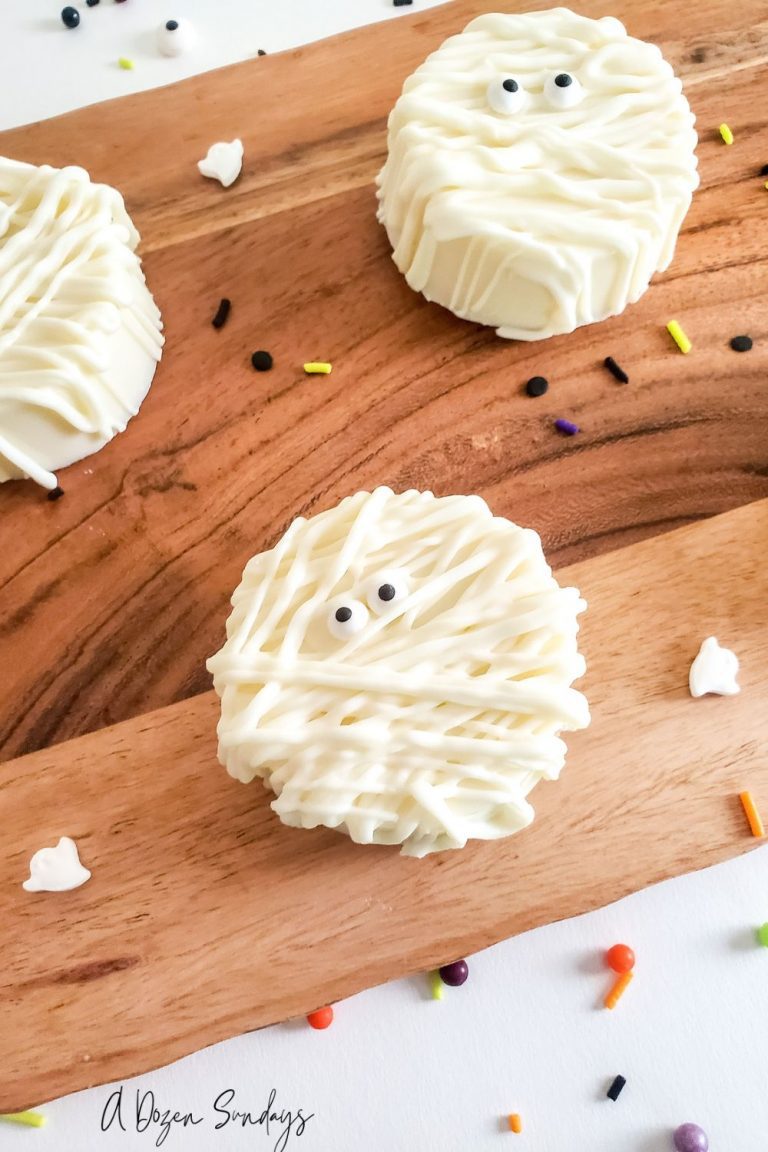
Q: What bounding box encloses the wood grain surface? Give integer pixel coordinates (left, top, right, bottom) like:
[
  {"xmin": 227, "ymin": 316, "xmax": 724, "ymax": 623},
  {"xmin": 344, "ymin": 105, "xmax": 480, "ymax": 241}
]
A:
[
  {"xmin": 0, "ymin": 0, "xmax": 767, "ymax": 760},
  {"xmin": 3, "ymin": 496, "xmax": 767, "ymax": 1112}
]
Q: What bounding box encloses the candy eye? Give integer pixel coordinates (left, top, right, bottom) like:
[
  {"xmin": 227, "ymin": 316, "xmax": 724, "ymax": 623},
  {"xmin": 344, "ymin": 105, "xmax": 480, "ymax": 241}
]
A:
[
  {"xmin": 487, "ymin": 76, "xmax": 526, "ymax": 115},
  {"xmin": 157, "ymin": 18, "xmax": 195, "ymax": 57},
  {"xmin": 544, "ymin": 72, "xmax": 584, "ymax": 109},
  {"xmin": 364, "ymin": 571, "xmax": 410, "ymax": 615},
  {"xmin": 327, "ymin": 600, "xmax": 369, "ymax": 640}
]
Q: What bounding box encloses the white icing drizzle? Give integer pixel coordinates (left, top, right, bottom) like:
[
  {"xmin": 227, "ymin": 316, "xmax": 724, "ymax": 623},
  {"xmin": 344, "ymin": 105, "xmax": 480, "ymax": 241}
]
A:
[
  {"xmin": 0, "ymin": 157, "xmax": 163, "ymax": 488},
  {"xmin": 377, "ymin": 8, "xmax": 699, "ymax": 341},
  {"xmin": 208, "ymin": 487, "xmax": 589, "ymax": 857}
]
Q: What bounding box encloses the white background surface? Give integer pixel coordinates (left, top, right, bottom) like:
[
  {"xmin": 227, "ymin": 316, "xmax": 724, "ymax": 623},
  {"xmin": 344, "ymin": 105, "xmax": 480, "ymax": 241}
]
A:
[
  {"xmin": 3, "ymin": 3, "xmax": 768, "ymax": 1150},
  {"xmin": 5, "ymin": 850, "xmax": 768, "ymax": 1151},
  {"xmin": 3, "ymin": 0, "xmax": 448, "ymax": 131}
]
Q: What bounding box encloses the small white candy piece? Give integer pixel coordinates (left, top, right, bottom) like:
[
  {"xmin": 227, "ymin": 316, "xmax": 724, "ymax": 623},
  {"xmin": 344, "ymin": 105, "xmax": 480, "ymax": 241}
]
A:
[
  {"xmin": 197, "ymin": 139, "xmax": 244, "ymax": 188},
  {"xmin": 544, "ymin": 71, "xmax": 584, "ymax": 110},
  {"xmin": 158, "ymin": 18, "xmax": 196, "ymax": 58},
  {"xmin": 23, "ymin": 836, "xmax": 91, "ymax": 893},
  {"xmin": 689, "ymin": 636, "xmax": 740, "ymax": 698},
  {"xmin": 487, "ymin": 76, "xmax": 526, "ymax": 115},
  {"xmin": 327, "ymin": 599, "xmax": 369, "ymax": 640}
]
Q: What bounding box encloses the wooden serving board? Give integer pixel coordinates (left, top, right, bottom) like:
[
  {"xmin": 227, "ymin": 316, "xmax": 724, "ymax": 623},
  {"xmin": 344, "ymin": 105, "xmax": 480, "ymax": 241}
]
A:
[
  {"xmin": 3, "ymin": 497, "xmax": 768, "ymax": 1112},
  {"xmin": 1, "ymin": 0, "xmax": 768, "ymax": 1114},
  {"xmin": 0, "ymin": 0, "xmax": 767, "ymax": 760}
]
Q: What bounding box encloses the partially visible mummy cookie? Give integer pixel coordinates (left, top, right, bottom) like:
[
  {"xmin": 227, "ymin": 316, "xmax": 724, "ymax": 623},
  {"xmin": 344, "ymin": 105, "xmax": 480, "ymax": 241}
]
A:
[
  {"xmin": 377, "ymin": 8, "xmax": 699, "ymax": 340},
  {"xmin": 208, "ymin": 487, "xmax": 589, "ymax": 857},
  {"xmin": 0, "ymin": 157, "xmax": 163, "ymax": 491}
]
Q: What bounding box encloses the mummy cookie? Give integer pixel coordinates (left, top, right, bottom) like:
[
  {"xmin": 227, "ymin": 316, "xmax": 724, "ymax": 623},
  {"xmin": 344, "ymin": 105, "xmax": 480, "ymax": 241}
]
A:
[
  {"xmin": 208, "ymin": 487, "xmax": 589, "ymax": 857},
  {"xmin": 0, "ymin": 157, "xmax": 163, "ymax": 491},
  {"xmin": 377, "ymin": 8, "xmax": 699, "ymax": 340}
]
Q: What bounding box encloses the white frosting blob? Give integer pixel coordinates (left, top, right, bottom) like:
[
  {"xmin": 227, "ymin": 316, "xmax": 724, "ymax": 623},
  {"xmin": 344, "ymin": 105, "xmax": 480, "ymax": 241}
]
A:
[
  {"xmin": 0, "ymin": 157, "xmax": 163, "ymax": 489},
  {"xmin": 208, "ymin": 487, "xmax": 590, "ymax": 857},
  {"xmin": 689, "ymin": 636, "xmax": 740, "ymax": 698},
  {"xmin": 377, "ymin": 8, "xmax": 699, "ymax": 341},
  {"xmin": 23, "ymin": 836, "xmax": 91, "ymax": 893},
  {"xmin": 197, "ymin": 139, "xmax": 244, "ymax": 188},
  {"xmin": 157, "ymin": 18, "xmax": 195, "ymax": 58}
]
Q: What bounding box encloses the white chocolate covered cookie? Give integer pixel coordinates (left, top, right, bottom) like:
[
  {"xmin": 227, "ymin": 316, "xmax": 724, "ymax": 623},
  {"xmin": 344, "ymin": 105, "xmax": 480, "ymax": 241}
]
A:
[
  {"xmin": 208, "ymin": 487, "xmax": 589, "ymax": 857},
  {"xmin": 0, "ymin": 157, "xmax": 163, "ymax": 490},
  {"xmin": 377, "ymin": 8, "xmax": 699, "ymax": 340}
]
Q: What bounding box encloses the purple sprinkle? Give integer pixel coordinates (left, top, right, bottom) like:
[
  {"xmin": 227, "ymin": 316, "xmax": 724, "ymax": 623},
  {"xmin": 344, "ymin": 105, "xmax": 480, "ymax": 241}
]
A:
[
  {"xmin": 673, "ymin": 1123, "xmax": 709, "ymax": 1152},
  {"xmin": 554, "ymin": 418, "xmax": 579, "ymax": 436},
  {"xmin": 439, "ymin": 959, "xmax": 469, "ymax": 986}
]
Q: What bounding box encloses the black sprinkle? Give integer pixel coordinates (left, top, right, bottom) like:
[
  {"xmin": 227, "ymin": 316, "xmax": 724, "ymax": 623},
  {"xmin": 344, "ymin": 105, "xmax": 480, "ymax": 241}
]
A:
[
  {"xmin": 760, "ymin": 164, "xmax": 768, "ymax": 177},
  {"xmin": 604, "ymin": 355, "xmax": 629, "ymax": 383},
  {"xmin": 335, "ymin": 606, "xmax": 352, "ymax": 623},
  {"xmin": 555, "ymin": 73, "xmax": 573, "ymax": 87},
  {"xmin": 61, "ymin": 6, "xmax": 81, "ymax": 28},
  {"xmin": 257, "ymin": 49, "xmax": 267, "ymax": 56},
  {"xmin": 502, "ymin": 79, "xmax": 519, "ymax": 93},
  {"xmin": 86, "ymin": 0, "xmax": 100, "ymax": 6},
  {"xmin": 211, "ymin": 298, "xmax": 231, "ymax": 329},
  {"xmin": 730, "ymin": 334, "xmax": 753, "ymax": 352},
  {"xmin": 607, "ymin": 1075, "xmax": 626, "ymax": 1102},
  {"xmin": 525, "ymin": 375, "xmax": 549, "ymax": 398},
  {"xmin": 251, "ymin": 350, "xmax": 273, "ymax": 372},
  {"xmin": 47, "ymin": 486, "xmax": 65, "ymax": 502},
  {"xmin": 165, "ymin": 19, "xmax": 179, "ymax": 31},
  {"xmin": 393, "ymin": 0, "xmax": 413, "ymax": 6}
]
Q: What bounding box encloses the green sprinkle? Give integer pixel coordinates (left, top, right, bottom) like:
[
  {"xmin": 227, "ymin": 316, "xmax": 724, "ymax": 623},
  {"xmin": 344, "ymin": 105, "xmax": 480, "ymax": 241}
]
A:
[
  {"xmin": 667, "ymin": 319, "xmax": 692, "ymax": 354},
  {"xmin": 0, "ymin": 1111, "xmax": 47, "ymax": 1128},
  {"xmin": 429, "ymin": 970, "xmax": 444, "ymax": 1000},
  {"xmin": 757, "ymin": 923, "xmax": 768, "ymax": 947},
  {"xmin": 118, "ymin": 57, "xmax": 135, "ymax": 71}
]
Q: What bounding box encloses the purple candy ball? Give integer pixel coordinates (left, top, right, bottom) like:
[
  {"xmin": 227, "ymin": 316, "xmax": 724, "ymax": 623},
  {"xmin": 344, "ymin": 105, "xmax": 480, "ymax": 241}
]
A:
[
  {"xmin": 673, "ymin": 1123, "xmax": 709, "ymax": 1152},
  {"xmin": 439, "ymin": 960, "xmax": 469, "ymax": 987}
]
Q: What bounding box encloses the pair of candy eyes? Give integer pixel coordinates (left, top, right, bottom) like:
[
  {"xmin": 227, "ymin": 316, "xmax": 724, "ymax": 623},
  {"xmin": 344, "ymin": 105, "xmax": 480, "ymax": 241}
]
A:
[
  {"xmin": 327, "ymin": 573, "xmax": 409, "ymax": 639},
  {"xmin": 487, "ymin": 72, "xmax": 584, "ymax": 114}
]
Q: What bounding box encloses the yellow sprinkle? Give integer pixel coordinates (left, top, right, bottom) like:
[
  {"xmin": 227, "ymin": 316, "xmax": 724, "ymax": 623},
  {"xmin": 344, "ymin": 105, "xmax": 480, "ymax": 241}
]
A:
[
  {"xmin": 118, "ymin": 57, "xmax": 135, "ymax": 71},
  {"xmin": 508, "ymin": 1113, "xmax": 523, "ymax": 1134},
  {"xmin": 303, "ymin": 362, "xmax": 332, "ymax": 375},
  {"xmin": 719, "ymin": 123, "xmax": 734, "ymax": 145},
  {"xmin": 739, "ymin": 791, "xmax": 765, "ymax": 838},
  {"xmin": 666, "ymin": 319, "xmax": 692, "ymax": 354},
  {"xmin": 429, "ymin": 970, "xmax": 444, "ymax": 1000},
  {"xmin": 0, "ymin": 1111, "xmax": 46, "ymax": 1128},
  {"xmin": 604, "ymin": 969, "xmax": 634, "ymax": 1010}
]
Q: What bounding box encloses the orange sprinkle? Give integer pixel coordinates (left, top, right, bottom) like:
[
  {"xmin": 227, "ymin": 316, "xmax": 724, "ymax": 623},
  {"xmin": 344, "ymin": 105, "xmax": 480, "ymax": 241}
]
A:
[
  {"xmin": 604, "ymin": 970, "xmax": 633, "ymax": 1010},
  {"xmin": 306, "ymin": 1006, "xmax": 334, "ymax": 1030},
  {"xmin": 508, "ymin": 1114, "xmax": 523, "ymax": 1134},
  {"xmin": 739, "ymin": 791, "xmax": 765, "ymax": 838}
]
